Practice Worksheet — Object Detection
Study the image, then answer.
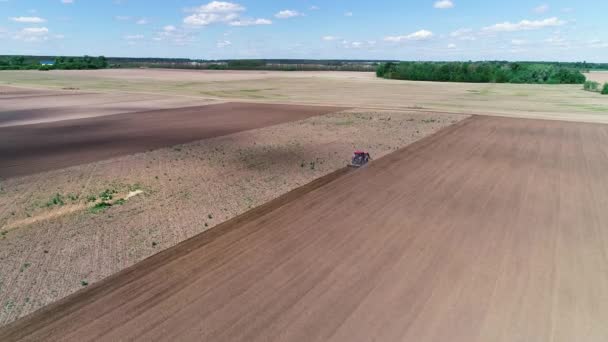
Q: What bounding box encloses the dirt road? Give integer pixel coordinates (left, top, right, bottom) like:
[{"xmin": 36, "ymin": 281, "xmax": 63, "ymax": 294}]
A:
[
  {"xmin": 3, "ymin": 115, "xmax": 608, "ymax": 341},
  {"xmin": 0, "ymin": 102, "xmax": 345, "ymax": 178}
]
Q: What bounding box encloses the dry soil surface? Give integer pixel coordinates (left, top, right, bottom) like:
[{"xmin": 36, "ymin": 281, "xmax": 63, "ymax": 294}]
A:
[
  {"xmin": 584, "ymin": 71, "xmax": 608, "ymax": 84},
  {"xmin": 0, "ymin": 108, "xmax": 462, "ymax": 326},
  {"xmin": 2, "ymin": 115, "xmax": 608, "ymax": 342},
  {"xmin": 2, "ymin": 70, "xmax": 608, "ymax": 123},
  {"xmin": 0, "ymin": 102, "xmax": 345, "ymax": 178},
  {"xmin": 0, "ymin": 85, "xmax": 215, "ymax": 127}
]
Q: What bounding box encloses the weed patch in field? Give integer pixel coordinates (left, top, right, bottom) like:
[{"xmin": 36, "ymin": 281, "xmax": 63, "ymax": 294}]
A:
[
  {"xmin": 46, "ymin": 193, "xmax": 65, "ymax": 207},
  {"xmin": 99, "ymin": 189, "xmax": 118, "ymax": 202},
  {"xmin": 90, "ymin": 202, "xmax": 112, "ymax": 213},
  {"xmin": 3, "ymin": 300, "xmax": 15, "ymax": 313},
  {"xmin": 20, "ymin": 263, "xmax": 31, "ymax": 273}
]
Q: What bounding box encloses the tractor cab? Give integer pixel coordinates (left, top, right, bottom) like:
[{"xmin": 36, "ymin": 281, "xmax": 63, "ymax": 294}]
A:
[{"xmin": 349, "ymin": 150, "xmax": 371, "ymax": 168}]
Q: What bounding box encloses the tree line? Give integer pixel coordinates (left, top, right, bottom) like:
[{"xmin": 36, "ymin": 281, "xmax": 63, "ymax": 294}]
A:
[
  {"xmin": 0, "ymin": 56, "xmax": 108, "ymax": 70},
  {"xmin": 376, "ymin": 61, "xmax": 587, "ymax": 84},
  {"xmin": 113, "ymin": 59, "xmax": 379, "ymax": 72},
  {"xmin": 584, "ymin": 81, "xmax": 608, "ymax": 95}
]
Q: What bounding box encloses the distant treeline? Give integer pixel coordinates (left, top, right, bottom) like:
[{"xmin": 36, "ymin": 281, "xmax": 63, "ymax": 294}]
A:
[
  {"xmin": 376, "ymin": 62, "xmax": 587, "ymax": 84},
  {"xmin": 107, "ymin": 58, "xmax": 392, "ymax": 72},
  {"xmin": 0, "ymin": 55, "xmax": 108, "ymax": 70},
  {"xmin": 542, "ymin": 61, "xmax": 608, "ymax": 71}
]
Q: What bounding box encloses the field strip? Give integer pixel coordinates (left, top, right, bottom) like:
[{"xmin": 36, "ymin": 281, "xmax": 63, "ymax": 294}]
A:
[
  {"xmin": 3, "ymin": 82, "xmax": 606, "ymax": 125},
  {"xmin": 0, "ymin": 102, "xmax": 347, "ymax": 178}
]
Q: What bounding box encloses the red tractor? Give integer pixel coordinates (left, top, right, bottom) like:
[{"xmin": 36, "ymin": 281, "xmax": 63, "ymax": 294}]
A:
[{"xmin": 349, "ymin": 150, "xmax": 371, "ymax": 168}]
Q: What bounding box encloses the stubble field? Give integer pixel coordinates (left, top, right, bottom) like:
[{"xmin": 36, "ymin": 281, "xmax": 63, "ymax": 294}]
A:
[{"xmin": 2, "ymin": 69, "xmax": 608, "ymax": 123}]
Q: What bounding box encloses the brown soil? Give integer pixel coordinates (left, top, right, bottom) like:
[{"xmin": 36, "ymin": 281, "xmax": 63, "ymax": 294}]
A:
[
  {"xmin": 584, "ymin": 71, "xmax": 608, "ymax": 83},
  {"xmin": 0, "ymin": 85, "xmax": 215, "ymax": 127},
  {"xmin": 3, "ymin": 115, "xmax": 608, "ymax": 341},
  {"xmin": 0, "ymin": 103, "xmax": 346, "ymax": 178},
  {"xmin": 0, "ymin": 108, "xmax": 461, "ymax": 326}
]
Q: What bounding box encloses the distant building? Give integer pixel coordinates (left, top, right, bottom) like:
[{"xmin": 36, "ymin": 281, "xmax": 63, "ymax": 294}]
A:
[{"xmin": 40, "ymin": 60, "xmax": 55, "ymax": 66}]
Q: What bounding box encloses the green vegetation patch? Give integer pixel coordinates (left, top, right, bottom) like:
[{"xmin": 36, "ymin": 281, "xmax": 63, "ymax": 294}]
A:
[
  {"xmin": 99, "ymin": 189, "xmax": 118, "ymax": 201},
  {"xmin": 89, "ymin": 202, "xmax": 113, "ymax": 213},
  {"xmin": 46, "ymin": 193, "xmax": 65, "ymax": 207},
  {"xmin": 377, "ymin": 61, "xmax": 586, "ymax": 84},
  {"xmin": 0, "ymin": 55, "xmax": 108, "ymax": 71},
  {"xmin": 584, "ymin": 81, "xmax": 601, "ymax": 92},
  {"xmin": 602, "ymin": 83, "xmax": 608, "ymax": 95}
]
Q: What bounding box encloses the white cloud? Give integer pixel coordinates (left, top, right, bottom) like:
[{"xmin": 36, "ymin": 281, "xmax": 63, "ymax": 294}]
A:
[
  {"xmin": 322, "ymin": 35, "xmax": 339, "ymax": 41},
  {"xmin": 13, "ymin": 26, "xmax": 51, "ymax": 42},
  {"xmin": 217, "ymin": 40, "xmax": 231, "ymax": 47},
  {"xmin": 196, "ymin": 1, "xmax": 244, "ymax": 13},
  {"xmin": 21, "ymin": 27, "xmax": 48, "ymax": 34},
  {"xmin": 588, "ymin": 40, "xmax": 608, "ymax": 49},
  {"xmin": 344, "ymin": 12, "xmax": 353, "ymax": 17},
  {"xmin": 124, "ymin": 34, "xmax": 144, "ymax": 40},
  {"xmin": 384, "ymin": 29, "xmax": 434, "ymax": 42},
  {"xmin": 136, "ymin": 18, "xmax": 148, "ymax": 25},
  {"xmin": 340, "ymin": 40, "xmax": 376, "ymax": 49},
  {"xmin": 483, "ymin": 17, "xmax": 564, "ymax": 32},
  {"xmin": 310, "ymin": 6, "xmax": 320, "ymax": 10},
  {"xmin": 448, "ymin": 43, "xmax": 456, "ymax": 48},
  {"xmin": 533, "ymin": 4, "xmax": 549, "ymax": 14},
  {"xmin": 61, "ymin": 0, "xmax": 74, "ymax": 4},
  {"xmin": 184, "ymin": 1, "xmax": 244, "ymax": 26},
  {"xmin": 544, "ymin": 35, "xmax": 568, "ymax": 47},
  {"xmin": 228, "ymin": 18, "xmax": 271, "ymax": 26},
  {"xmin": 511, "ymin": 39, "xmax": 526, "ymax": 45},
  {"xmin": 10, "ymin": 16, "xmax": 46, "ymax": 23},
  {"xmin": 184, "ymin": 12, "xmax": 237, "ymax": 26},
  {"xmin": 153, "ymin": 25, "xmax": 196, "ymax": 45},
  {"xmin": 434, "ymin": 0, "xmax": 454, "ymax": 9},
  {"xmin": 274, "ymin": 10, "xmax": 302, "ymax": 19},
  {"xmin": 450, "ymin": 28, "xmax": 476, "ymax": 40},
  {"xmin": 183, "ymin": 1, "xmax": 270, "ymax": 27}
]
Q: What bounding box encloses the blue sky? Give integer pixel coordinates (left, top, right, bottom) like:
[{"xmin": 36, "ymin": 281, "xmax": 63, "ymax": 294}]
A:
[{"xmin": 1, "ymin": 0, "xmax": 606, "ymax": 61}]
